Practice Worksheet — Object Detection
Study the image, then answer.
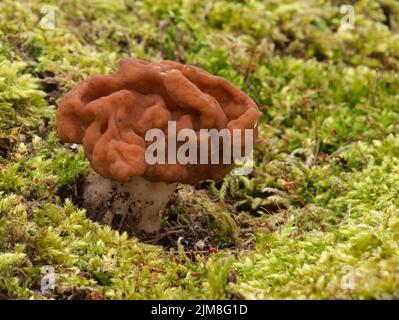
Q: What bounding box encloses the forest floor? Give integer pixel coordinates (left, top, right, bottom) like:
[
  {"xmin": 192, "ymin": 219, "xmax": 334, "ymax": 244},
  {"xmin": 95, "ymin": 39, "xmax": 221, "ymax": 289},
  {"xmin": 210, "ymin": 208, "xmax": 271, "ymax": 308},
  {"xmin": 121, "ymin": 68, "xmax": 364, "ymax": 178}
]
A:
[{"xmin": 1, "ymin": 0, "xmax": 399, "ymax": 299}]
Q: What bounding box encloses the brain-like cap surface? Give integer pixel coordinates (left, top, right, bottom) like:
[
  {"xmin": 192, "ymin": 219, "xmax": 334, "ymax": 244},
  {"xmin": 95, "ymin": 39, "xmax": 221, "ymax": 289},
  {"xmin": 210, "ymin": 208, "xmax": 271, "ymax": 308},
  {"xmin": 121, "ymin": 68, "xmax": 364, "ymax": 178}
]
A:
[{"xmin": 56, "ymin": 58, "xmax": 260, "ymax": 184}]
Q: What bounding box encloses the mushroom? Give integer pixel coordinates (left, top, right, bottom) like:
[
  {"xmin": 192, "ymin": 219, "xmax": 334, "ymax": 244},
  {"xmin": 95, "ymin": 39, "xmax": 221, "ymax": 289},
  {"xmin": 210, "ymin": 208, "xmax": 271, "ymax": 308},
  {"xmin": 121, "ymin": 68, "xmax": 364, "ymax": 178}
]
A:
[{"xmin": 56, "ymin": 58, "xmax": 260, "ymax": 234}]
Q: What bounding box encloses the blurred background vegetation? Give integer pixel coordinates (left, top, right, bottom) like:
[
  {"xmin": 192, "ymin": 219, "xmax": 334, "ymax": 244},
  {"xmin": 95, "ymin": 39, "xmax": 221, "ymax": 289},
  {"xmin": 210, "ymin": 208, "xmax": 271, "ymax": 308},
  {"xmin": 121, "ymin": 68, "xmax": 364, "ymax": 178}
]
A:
[{"xmin": 1, "ymin": 0, "xmax": 399, "ymax": 299}]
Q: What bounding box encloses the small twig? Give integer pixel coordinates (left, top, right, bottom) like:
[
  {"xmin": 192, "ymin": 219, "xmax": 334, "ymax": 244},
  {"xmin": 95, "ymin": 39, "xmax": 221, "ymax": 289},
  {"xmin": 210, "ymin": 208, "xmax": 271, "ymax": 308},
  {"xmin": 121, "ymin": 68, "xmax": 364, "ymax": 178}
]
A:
[
  {"xmin": 144, "ymin": 229, "xmax": 186, "ymax": 244},
  {"xmin": 310, "ymin": 100, "xmax": 322, "ymax": 167},
  {"xmin": 243, "ymin": 48, "xmax": 258, "ymax": 84},
  {"xmin": 27, "ymin": 196, "xmax": 46, "ymax": 210},
  {"xmin": 159, "ymin": 20, "xmax": 169, "ymax": 59},
  {"xmin": 326, "ymin": 141, "xmax": 357, "ymax": 160}
]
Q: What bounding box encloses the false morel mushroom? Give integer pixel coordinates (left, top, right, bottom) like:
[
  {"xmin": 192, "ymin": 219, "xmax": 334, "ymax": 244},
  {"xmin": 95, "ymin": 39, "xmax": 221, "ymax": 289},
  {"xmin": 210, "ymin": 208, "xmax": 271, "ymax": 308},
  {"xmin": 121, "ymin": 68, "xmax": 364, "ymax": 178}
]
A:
[{"xmin": 56, "ymin": 58, "xmax": 260, "ymax": 234}]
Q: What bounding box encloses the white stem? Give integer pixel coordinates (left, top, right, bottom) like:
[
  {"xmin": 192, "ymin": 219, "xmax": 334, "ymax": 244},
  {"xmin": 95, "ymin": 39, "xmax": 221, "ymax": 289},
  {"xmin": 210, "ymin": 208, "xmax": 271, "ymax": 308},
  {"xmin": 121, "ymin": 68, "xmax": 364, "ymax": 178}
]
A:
[{"xmin": 83, "ymin": 171, "xmax": 177, "ymax": 234}]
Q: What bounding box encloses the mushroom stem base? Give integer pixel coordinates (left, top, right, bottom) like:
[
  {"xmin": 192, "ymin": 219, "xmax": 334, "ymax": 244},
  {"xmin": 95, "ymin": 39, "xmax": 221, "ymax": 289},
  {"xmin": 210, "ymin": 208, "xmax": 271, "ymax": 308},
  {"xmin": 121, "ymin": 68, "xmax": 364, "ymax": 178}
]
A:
[{"xmin": 82, "ymin": 171, "xmax": 177, "ymax": 234}]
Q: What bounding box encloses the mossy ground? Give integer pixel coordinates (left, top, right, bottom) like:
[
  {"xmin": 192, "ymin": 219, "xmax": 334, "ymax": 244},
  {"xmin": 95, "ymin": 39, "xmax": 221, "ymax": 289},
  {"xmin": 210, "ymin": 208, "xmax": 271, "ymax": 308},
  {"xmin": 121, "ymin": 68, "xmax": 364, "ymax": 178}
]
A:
[{"xmin": 1, "ymin": 0, "xmax": 399, "ymax": 299}]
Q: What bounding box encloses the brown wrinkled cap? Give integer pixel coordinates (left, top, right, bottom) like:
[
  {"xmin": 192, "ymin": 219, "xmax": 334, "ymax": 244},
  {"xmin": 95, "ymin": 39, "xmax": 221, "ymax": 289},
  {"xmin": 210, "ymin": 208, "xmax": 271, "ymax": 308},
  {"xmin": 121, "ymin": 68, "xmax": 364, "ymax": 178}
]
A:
[{"xmin": 56, "ymin": 58, "xmax": 260, "ymax": 184}]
